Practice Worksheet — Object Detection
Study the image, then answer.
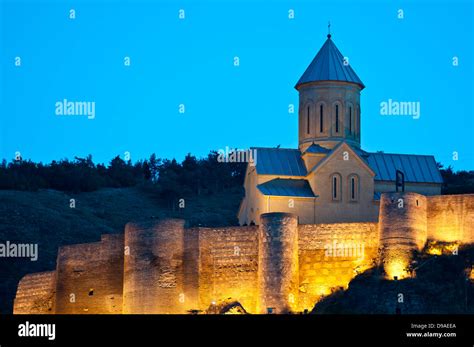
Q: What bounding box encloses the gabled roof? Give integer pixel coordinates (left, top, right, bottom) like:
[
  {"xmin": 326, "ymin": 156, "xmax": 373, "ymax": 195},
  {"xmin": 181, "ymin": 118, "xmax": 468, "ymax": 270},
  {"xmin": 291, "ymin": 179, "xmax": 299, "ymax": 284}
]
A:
[
  {"xmin": 365, "ymin": 152, "xmax": 443, "ymax": 184},
  {"xmin": 253, "ymin": 147, "xmax": 307, "ymax": 176},
  {"xmin": 303, "ymin": 143, "xmax": 331, "ymax": 155},
  {"xmin": 295, "ymin": 34, "xmax": 364, "ymax": 90},
  {"xmin": 257, "ymin": 178, "xmax": 316, "ymax": 198},
  {"xmin": 307, "ymin": 141, "xmax": 376, "ymax": 177}
]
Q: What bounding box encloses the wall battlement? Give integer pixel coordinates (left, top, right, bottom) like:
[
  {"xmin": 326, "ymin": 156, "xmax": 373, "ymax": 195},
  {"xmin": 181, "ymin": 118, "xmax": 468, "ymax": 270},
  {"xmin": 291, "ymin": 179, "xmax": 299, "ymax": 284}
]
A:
[{"xmin": 14, "ymin": 193, "xmax": 474, "ymax": 314}]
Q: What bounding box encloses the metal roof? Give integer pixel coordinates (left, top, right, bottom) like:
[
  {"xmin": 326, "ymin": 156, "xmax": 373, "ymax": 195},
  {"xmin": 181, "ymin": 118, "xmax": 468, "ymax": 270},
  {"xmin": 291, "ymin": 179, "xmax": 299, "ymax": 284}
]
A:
[
  {"xmin": 253, "ymin": 147, "xmax": 307, "ymax": 176},
  {"xmin": 303, "ymin": 143, "xmax": 331, "ymax": 154},
  {"xmin": 366, "ymin": 152, "xmax": 443, "ymax": 184},
  {"xmin": 295, "ymin": 35, "xmax": 365, "ymax": 89},
  {"xmin": 257, "ymin": 178, "xmax": 316, "ymax": 197},
  {"xmin": 251, "ymin": 147, "xmax": 442, "ymax": 184}
]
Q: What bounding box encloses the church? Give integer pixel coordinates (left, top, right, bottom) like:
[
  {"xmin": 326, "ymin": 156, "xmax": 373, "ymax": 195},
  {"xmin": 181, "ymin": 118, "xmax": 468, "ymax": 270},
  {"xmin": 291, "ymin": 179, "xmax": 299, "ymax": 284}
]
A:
[
  {"xmin": 14, "ymin": 33, "xmax": 473, "ymax": 316},
  {"xmin": 238, "ymin": 33, "xmax": 443, "ymax": 226}
]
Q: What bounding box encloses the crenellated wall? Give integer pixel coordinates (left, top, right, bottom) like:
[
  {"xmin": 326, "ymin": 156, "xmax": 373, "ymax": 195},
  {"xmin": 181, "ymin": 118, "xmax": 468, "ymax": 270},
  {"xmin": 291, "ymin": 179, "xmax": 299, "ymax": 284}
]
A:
[{"xmin": 13, "ymin": 193, "xmax": 474, "ymax": 314}]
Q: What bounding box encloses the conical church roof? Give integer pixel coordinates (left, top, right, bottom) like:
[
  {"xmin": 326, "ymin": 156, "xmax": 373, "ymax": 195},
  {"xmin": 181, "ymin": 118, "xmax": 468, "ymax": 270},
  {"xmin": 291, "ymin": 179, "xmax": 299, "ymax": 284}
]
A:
[{"xmin": 295, "ymin": 34, "xmax": 364, "ymax": 89}]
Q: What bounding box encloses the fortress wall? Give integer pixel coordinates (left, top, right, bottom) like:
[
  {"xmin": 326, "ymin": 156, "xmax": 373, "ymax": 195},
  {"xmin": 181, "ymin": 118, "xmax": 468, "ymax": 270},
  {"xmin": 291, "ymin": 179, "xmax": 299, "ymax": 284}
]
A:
[
  {"xmin": 198, "ymin": 225, "xmax": 259, "ymax": 313},
  {"xmin": 258, "ymin": 213, "xmax": 299, "ymax": 313},
  {"xmin": 54, "ymin": 234, "xmax": 124, "ymax": 314},
  {"xmin": 17, "ymin": 192, "xmax": 474, "ymax": 315},
  {"xmin": 298, "ymin": 223, "xmax": 379, "ymax": 310},
  {"xmin": 426, "ymin": 194, "xmax": 474, "ymax": 244},
  {"xmin": 379, "ymin": 192, "xmax": 427, "ymax": 279},
  {"xmin": 123, "ymin": 219, "xmax": 185, "ymax": 314},
  {"xmin": 297, "ymin": 222, "xmax": 379, "ymax": 311},
  {"xmin": 13, "ymin": 271, "xmax": 56, "ymax": 314},
  {"xmin": 183, "ymin": 227, "xmax": 200, "ymax": 311}
]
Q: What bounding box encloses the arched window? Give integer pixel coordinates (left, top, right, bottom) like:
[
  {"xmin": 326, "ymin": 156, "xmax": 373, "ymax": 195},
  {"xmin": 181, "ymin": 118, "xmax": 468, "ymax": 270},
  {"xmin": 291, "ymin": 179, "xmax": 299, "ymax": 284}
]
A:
[
  {"xmin": 331, "ymin": 173, "xmax": 342, "ymax": 201},
  {"xmin": 306, "ymin": 105, "xmax": 310, "ymax": 134},
  {"xmin": 349, "ymin": 174, "xmax": 359, "ymax": 202},
  {"xmin": 335, "ymin": 105, "xmax": 339, "ymax": 133},
  {"xmin": 349, "ymin": 106, "xmax": 352, "ymax": 134},
  {"xmin": 319, "ymin": 104, "xmax": 324, "ymax": 133}
]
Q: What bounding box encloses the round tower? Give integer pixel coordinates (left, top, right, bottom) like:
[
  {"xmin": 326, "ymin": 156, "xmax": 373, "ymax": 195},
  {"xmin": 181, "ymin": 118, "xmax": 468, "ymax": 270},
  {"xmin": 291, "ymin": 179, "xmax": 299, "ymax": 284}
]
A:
[
  {"xmin": 123, "ymin": 219, "xmax": 185, "ymax": 314},
  {"xmin": 258, "ymin": 212, "xmax": 299, "ymax": 313},
  {"xmin": 296, "ymin": 34, "xmax": 364, "ymax": 151},
  {"xmin": 379, "ymin": 192, "xmax": 427, "ymax": 279}
]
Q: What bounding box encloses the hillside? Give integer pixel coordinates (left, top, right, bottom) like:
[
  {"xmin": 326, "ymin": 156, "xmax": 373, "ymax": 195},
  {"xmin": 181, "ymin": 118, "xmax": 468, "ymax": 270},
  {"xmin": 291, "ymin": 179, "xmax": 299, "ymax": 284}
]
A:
[
  {"xmin": 313, "ymin": 247, "xmax": 474, "ymax": 314},
  {"xmin": 0, "ymin": 186, "xmax": 243, "ymax": 314}
]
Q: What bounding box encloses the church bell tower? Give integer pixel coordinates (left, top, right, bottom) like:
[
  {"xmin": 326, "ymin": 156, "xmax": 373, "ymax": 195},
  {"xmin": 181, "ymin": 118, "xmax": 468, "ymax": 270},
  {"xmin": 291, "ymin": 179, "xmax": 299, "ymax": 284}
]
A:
[{"xmin": 296, "ymin": 32, "xmax": 365, "ymax": 151}]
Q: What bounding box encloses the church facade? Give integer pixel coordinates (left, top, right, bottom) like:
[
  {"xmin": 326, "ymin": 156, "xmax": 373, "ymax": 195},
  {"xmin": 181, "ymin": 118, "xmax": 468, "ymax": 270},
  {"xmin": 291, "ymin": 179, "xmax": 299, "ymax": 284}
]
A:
[{"xmin": 238, "ymin": 34, "xmax": 443, "ymax": 226}]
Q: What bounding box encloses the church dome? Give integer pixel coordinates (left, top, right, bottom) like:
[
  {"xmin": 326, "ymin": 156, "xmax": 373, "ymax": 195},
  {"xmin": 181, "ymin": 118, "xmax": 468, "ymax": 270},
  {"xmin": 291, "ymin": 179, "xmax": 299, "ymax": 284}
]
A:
[{"xmin": 295, "ymin": 34, "xmax": 364, "ymax": 90}]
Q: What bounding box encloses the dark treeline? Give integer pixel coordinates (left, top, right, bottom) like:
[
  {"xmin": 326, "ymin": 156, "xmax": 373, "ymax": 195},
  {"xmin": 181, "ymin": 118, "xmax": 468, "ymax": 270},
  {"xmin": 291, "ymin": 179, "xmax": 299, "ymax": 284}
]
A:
[
  {"xmin": 439, "ymin": 165, "xmax": 474, "ymax": 194},
  {"xmin": 0, "ymin": 152, "xmax": 246, "ymax": 201},
  {"xmin": 0, "ymin": 154, "xmax": 473, "ymax": 198}
]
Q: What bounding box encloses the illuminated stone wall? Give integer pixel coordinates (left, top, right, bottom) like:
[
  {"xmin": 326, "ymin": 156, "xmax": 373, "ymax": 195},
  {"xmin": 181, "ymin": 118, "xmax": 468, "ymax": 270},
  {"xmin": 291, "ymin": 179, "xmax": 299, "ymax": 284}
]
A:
[
  {"xmin": 198, "ymin": 225, "xmax": 259, "ymax": 313},
  {"xmin": 13, "ymin": 271, "xmax": 56, "ymax": 314},
  {"xmin": 379, "ymin": 192, "xmax": 427, "ymax": 279},
  {"xmin": 123, "ymin": 219, "xmax": 185, "ymax": 314},
  {"xmin": 258, "ymin": 213, "xmax": 299, "ymax": 313},
  {"xmin": 427, "ymin": 194, "xmax": 474, "ymax": 244},
  {"xmin": 53, "ymin": 234, "xmax": 124, "ymax": 314},
  {"xmin": 13, "ymin": 192, "xmax": 474, "ymax": 314},
  {"xmin": 298, "ymin": 222, "xmax": 378, "ymax": 311}
]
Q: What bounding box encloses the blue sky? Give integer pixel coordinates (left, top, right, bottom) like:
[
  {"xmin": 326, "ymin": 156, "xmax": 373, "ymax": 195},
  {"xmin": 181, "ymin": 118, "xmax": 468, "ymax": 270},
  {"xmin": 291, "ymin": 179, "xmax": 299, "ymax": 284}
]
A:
[{"xmin": 1, "ymin": 0, "xmax": 473, "ymax": 170}]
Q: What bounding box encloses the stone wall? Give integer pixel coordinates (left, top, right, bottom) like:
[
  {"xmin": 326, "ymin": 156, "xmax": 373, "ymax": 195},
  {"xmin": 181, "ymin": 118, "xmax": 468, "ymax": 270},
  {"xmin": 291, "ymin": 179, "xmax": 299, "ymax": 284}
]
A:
[
  {"xmin": 13, "ymin": 271, "xmax": 56, "ymax": 314},
  {"xmin": 12, "ymin": 193, "xmax": 474, "ymax": 314},
  {"xmin": 258, "ymin": 213, "xmax": 299, "ymax": 313},
  {"xmin": 427, "ymin": 194, "xmax": 474, "ymax": 244},
  {"xmin": 123, "ymin": 219, "xmax": 185, "ymax": 314},
  {"xmin": 54, "ymin": 234, "xmax": 124, "ymax": 314},
  {"xmin": 182, "ymin": 227, "xmax": 200, "ymax": 312},
  {"xmin": 198, "ymin": 225, "xmax": 259, "ymax": 313},
  {"xmin": 298, "ymin": 222, "xmax": 378, "ymax": 311},
  {"xmin": 379, "ymin": 192, "xmax": 427, "ymax": 279}
]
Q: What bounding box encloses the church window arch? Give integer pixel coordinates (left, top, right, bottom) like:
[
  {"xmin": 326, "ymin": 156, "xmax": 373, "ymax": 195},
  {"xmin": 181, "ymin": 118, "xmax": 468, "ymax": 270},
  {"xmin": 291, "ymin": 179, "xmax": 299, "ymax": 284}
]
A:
[
  {"xmin": 331, "ymin": 173, "xmax": 342, "ymax": 201},
  {"xmin": 319, "ymin": 104, "xmax": 324, "ymax": 133},
  {"xmin": 348, "ymin": 174, "xmax": 359, "ymax": 202},
  {"xmin": 348, "ymin": 105, "xmax": 353, "ymax": 135},
  {"xmin": 306, "ymin": 105, "xmax": 311, "ymax": 134},
  {"xmin": 303, "ymin": 101, "xmax": 314, "ymax": 136},
  {"xmin": 332, "ymin": 101, "xmax": 343, "ymax": 135}
]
